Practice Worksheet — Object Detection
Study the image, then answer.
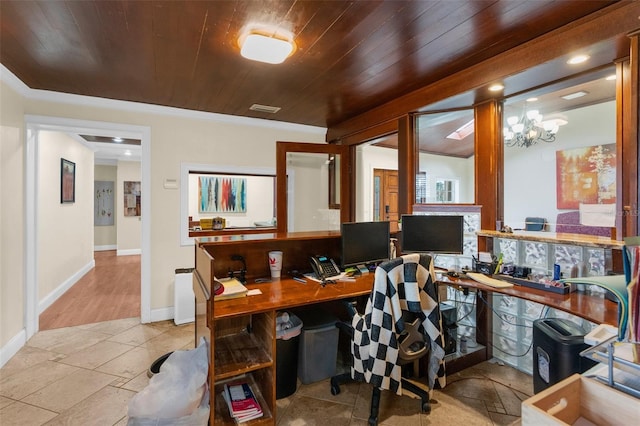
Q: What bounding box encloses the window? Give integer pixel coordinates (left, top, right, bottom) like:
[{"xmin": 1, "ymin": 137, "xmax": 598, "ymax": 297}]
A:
[
  {"xmin": 180, "ymin": 163, "xmax": 276, "ymax": 245},
  {"xmin": 436, "ymin": 178, "xmax": 458, "ymax": 203}
]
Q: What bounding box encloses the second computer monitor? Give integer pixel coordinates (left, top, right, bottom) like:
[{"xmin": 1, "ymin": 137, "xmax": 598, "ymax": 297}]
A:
[
  {"xmin": 341, "ymin": 221, "xmax": 390, "ymax": 271},
  {"xmin": 401, "ymin": 215, "xmax": 464, "ymax": 255}
]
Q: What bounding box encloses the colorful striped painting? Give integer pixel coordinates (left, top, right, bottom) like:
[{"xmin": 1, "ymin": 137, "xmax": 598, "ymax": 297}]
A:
[{"xmin": 199, "ymin": 176, "xmax": 247, "ymax": 213}]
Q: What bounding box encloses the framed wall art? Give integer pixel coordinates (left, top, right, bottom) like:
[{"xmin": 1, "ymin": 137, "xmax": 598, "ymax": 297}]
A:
[
  {"xmin": 199, "ymin": 176, "xmax": 246, "ymax": 213},
  {"xmin": 556, "ymin": 144, "xmax": 616, "ymax": 210},
  {"xmin": 124, "ymin": 181, "xmax": 141, "ymax": 217},
  {"xmin": 95, "ymin": 181, "xmax": 114, "ymax": 225},
  {"xmin": 60, "ymin": 158, "xmax": 76, "ymax": 203}
]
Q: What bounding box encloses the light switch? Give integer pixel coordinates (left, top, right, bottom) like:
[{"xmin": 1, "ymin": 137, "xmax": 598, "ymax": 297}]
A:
[{"xmin": 163, "ymin": 178, "xmax": 178, "ymax": 189}]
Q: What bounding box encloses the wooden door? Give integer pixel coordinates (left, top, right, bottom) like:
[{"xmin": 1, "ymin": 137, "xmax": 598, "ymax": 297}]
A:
[{"xmin": 374, "ymin": 169, "xmax": 399, "ymax": 233}]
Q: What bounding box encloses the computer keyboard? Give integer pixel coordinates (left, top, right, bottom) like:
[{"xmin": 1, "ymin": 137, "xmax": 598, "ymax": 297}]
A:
[{"xmin": 465, "ymin": 272, "xmax": 514, "ymax": 288}]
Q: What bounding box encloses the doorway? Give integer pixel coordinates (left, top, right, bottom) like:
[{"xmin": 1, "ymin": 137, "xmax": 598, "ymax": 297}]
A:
[
  {"xmin": 24, "ymin": 115, "xmax": 151, "ymax": 340},
  {"xmin": 374, "ymin": 168, "xmax": 399, "ymax": 233}
]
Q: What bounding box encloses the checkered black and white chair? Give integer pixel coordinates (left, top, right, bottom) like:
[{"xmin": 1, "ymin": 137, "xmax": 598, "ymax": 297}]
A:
[{"xmin": 330, "ymin": 253, "xmax": 446, "ymax": 426}]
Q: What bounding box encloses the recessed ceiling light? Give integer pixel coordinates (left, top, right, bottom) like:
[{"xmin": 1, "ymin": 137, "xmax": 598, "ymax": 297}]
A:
[
  {"xmin": 561, "ymin": 91, "xmax": 588, "ymax": 100},
  {"xmin": 113, "ymin": 137, "xmax": 123, "ymax": 143},
  {"xmin": 526, "ymin": 97, "xmax": 538, "ymax": 102},
  {"xmin": 567, "ymin": 54, "xmax": 590, "ymax": 65},
  {"xmin": 488, "ymin": 84, "xmax": 504, "ymax": 92},
  {"xmin": 605, "ymin": 74, "xmax": 616, "ymax": 81},
  {"xmin": 124, "ymin": 150, "xmax": 131, "ymax": 156},
  {"xmin": 249, "ymin": 104, "xmax": 281, "ymax": 114},
  {"xmin": 446, "ymin": 119, "xmax": 475, "ymax": 140},
  {"xmin": 239, "ymin": 31, "xmax": 295, "ymax": 64}
]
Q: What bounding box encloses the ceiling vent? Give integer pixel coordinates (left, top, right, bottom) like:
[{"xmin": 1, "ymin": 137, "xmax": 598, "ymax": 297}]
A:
[{"xmin": 249, "ymin": 104, "xmax": 281, "ymax": 114}]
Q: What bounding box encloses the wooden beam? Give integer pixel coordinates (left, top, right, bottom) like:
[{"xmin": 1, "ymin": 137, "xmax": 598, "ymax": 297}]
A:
[{"xmin": 327, "ymin": 2, "xmax": 640, "ymax": 142}]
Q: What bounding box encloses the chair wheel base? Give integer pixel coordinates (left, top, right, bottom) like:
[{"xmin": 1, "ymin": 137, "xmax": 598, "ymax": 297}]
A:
[{"xmin": 330, "ymin": 377, "xmax": 341, "ymax": 395}]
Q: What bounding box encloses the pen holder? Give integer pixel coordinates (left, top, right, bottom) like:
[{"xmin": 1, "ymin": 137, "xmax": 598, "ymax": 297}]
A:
[{"xmin": 473, "ymin": 258, "xmax": 499, "ymax": 274}]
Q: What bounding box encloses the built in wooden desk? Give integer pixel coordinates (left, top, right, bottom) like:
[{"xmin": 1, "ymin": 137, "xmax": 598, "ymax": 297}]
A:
[
  {"xmin": 194, "ymin": 231, "xmax": 621, "ymax": 425},
  {"xmin": 193, "ymin": 232, "xmax": 373, "ymax": 426}
]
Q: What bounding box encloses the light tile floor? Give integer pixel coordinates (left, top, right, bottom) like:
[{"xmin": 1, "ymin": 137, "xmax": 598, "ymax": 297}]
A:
[{"xmin": 1, "ymin": 317, "xmax": 531, "ymax": 425}]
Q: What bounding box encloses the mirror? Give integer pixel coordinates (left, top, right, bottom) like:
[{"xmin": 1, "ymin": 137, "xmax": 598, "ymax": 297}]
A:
[{"xmin": 276, "ymin": 142, "xmax": 350, "ymax": 233}]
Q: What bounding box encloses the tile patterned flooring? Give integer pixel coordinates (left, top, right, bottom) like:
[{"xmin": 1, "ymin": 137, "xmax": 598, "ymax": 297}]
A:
[{"xmin": 1, "ymin": 317, "xmax": 532, "ymax": 425}]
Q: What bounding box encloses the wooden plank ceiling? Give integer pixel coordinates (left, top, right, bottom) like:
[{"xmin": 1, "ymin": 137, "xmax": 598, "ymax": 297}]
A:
[{"xmin": 0, "ymin": 0, "xmax": 618, "ymax": 134}]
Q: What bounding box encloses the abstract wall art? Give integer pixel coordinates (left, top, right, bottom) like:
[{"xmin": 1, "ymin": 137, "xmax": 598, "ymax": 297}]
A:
[{"xmin": 199, "ymin": 176, "xmax": 246, "ymax": 213}]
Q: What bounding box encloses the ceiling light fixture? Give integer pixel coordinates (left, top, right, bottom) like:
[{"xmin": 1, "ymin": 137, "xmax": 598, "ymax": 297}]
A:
[
  {"xmin": 488, "ymin": 84, "xmax": 504, "ymax": 92},
  {"xmin": 504, "ymin": 106, "xmax": 567, "ymax": 148},
  {"xmin": 561, "ymin": 91, "xmax": 588, "ymax": 100},
  {"xmin": 567, "ymin": 54, "xmax": 590, "ymax": 65},
  {"xmin": 605, "ymin": 74, "xmax": 616, "ymax": 81},
  {"xmin": 113, "ymin": 137, "xmax": 124, "ymax": 143},
  {"xmin": 239, "ymin": 30, "xmax": 295, "ymax": 64}
]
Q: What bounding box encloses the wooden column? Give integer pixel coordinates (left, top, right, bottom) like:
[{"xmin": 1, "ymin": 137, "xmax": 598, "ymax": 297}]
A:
[
  {"xmin": 474, "ymin": 100, "xmax": 503, "ymax": 252},
  {"xmin": 619, "ymin": 31, "xmax": 640, "ymax": 238},
  {"xmin": 397, "ymin": 114, "xmax": 416, "ymax": 217}
]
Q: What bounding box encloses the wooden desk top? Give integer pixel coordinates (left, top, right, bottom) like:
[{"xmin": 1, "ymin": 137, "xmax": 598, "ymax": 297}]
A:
[
  {"xmin": 213, "ymin": 271, "xmax": 618, "ymax": 327},
  {"xmin": 212, "ymin": 275, "xmax": 373, "ymax": 320},
  {"xmin": 438, "ymin": 274, "xmax": 619, "ymax": 326}
]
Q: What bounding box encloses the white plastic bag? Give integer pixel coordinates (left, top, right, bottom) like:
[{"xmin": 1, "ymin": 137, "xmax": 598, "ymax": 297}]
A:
[{"xmin": 128, "ymin": 338, "xmax": 210, "ymax": 425}]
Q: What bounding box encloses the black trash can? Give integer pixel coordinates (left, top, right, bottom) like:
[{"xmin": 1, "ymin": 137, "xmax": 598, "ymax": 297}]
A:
[
  {"xmin": 276, "ymin": 312, "xmax": 302, "ymax": 399},
  {"xmin": 532, "ymin": 318, "xmax": 597, "ymax": 393}
]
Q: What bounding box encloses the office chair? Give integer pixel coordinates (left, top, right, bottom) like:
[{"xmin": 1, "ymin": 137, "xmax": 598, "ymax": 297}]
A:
[{"xmin": 329, "ymin": 253, "xmax": 446, "ymax": 425}]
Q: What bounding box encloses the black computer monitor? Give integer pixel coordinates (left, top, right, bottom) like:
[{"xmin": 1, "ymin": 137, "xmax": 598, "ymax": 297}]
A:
[
  {"xmin": 401, "ymin": 215, "xmax": 464, "ymax": 254},
  {"xmin": 340, "ymin": 221, "xmax": 390, "ymax": 270}
]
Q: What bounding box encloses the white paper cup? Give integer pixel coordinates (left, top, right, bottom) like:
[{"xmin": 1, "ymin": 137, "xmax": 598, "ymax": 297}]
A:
[{"xmin": 268, "ymin": 251, "xmax": 283, "ymax": 279}]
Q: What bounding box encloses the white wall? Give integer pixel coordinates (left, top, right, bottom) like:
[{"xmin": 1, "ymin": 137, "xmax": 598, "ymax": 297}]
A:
[
  {"xmin": 116, "ymin": 161, "xmax": 142, "ymax": 253},
  {"xmin": 504, "ymin": 101, "xmax": 615, "ymax": 230},
  {"xmin": 0, "ymin": 79, "xmax": 26, "ymax": 363},
  {"xmin": 94, "ymin": 164, "xmax": 117, "ymax": 249},
  {"xmin": 0, "ymin": 69, "xmax": 326, "ymax": 364},
  {"xmin": 37, "ymin": 131, "xmax": 94, "ymax": 312},
  {"xmin": 188, "ymin": 174, "xmax": 274, "ymax": 227},
  {"xmin": 418, "ymin": 152, "xmax": 475, "ymax": 203},
  {"xmin": 288, "ymin": 152, "xmax": 339, "ymax": 231}
]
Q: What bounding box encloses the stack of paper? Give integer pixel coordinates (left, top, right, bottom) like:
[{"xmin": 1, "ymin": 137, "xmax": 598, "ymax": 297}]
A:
[
  {"xmin": 214, "ymin": 277, "xmax": 248, "ymax": 301},
  {"xmin": 222, "ymin": 381, "xmax": 263, "ymax": 423}
]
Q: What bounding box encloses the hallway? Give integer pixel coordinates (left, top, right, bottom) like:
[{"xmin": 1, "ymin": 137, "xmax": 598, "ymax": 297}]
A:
[{"xmin": 39, "ymin": 251, "xmax": 140, "ymax": 330}]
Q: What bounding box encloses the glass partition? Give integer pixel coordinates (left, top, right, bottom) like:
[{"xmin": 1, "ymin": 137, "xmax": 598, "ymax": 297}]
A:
[
  {"xmin": 502, "ymin": 67, "xmax": 616, "ymax": 233},
  {"xmin": 285, "ymin": 151, "xmax": 342, "ymax": 232},
  {"xmin": 415, "ymin": 109, "xmax": 475, "ymax": 204}
]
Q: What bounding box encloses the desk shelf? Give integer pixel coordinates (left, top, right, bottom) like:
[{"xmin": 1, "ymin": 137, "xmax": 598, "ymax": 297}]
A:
[
  {"xmin": 214, "ymin": 329, "xmax": 273, "ymax": 380},
  {"xmin": 213, "ymin": 373, "xmax": 274, "ymax": 426}
]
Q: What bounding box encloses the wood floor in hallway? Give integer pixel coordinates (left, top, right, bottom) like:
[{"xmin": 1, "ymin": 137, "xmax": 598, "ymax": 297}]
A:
[{"xmin": 39, "ymin": 250, "xmax": 140, "ymax": 330}]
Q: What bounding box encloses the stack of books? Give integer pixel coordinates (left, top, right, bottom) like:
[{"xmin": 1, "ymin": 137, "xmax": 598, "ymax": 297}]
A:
[
  {"xmin": 214, "ymin": 277, "xmax": 248, "ymax": 301},
  {"xmin": 222, "ymin": 381, "xmax": 263, "ymax": 423}
]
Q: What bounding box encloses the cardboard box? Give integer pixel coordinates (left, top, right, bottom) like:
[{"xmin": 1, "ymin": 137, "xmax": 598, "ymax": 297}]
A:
[
  {"xmin": 522, "ymin": 374, "xmax": 639, "ymax": 425},
  {"xmin": 200, "ymin": 218, "xmax": 213, "ymax": 230}
]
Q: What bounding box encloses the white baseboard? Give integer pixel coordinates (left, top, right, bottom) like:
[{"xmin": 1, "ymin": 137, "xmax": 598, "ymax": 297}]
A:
[
  {"xmin": 38, "ymin": 259, "xmax": 96, "ymax": 314},
  {"xmin": 0, "ymin": 329, "xmax": 27, "ymax": 368},
  {"xmin": 95, "ymin": 245, "xmax": 117, "ymax": 251},
  {"xmin": 117, "ymin": 248, "xmax": 141, "ymax": 256},
  {"xmin": 150, "ymin": 307, "xmax": 174, "ymax": 323}
]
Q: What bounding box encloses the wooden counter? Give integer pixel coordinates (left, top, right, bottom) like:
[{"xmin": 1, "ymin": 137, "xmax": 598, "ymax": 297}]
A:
[
  {"xmin": 194, "ymin": 231, "xmax": 621, "ymax": 425},
  {"xmin": 476, "ymin": 230, "xmax": 624, "ymax": 250}
]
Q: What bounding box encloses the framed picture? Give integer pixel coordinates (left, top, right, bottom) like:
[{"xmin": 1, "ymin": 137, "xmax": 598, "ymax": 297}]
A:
[
  {"xmin": 556, "ymin": 144, "xmax": 616, "ymax": 209},
  {"xmin": 199, "ymin": 176, "xmax": 247, "ymax": 213},
  {"xmin": 60, "ymin": 158, "xmax": 76, "ymax": 203}
]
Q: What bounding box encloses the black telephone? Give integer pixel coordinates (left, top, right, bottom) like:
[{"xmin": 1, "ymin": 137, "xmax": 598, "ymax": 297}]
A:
[{"xmin": 310, "ymin": 255, "xmax": 341, "ymax": 280}]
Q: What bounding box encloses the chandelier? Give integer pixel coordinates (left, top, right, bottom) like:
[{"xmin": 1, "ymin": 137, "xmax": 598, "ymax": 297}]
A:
[{"xmin": 504, "ymin": 108, "xmax": 567, "ymax": 148}]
